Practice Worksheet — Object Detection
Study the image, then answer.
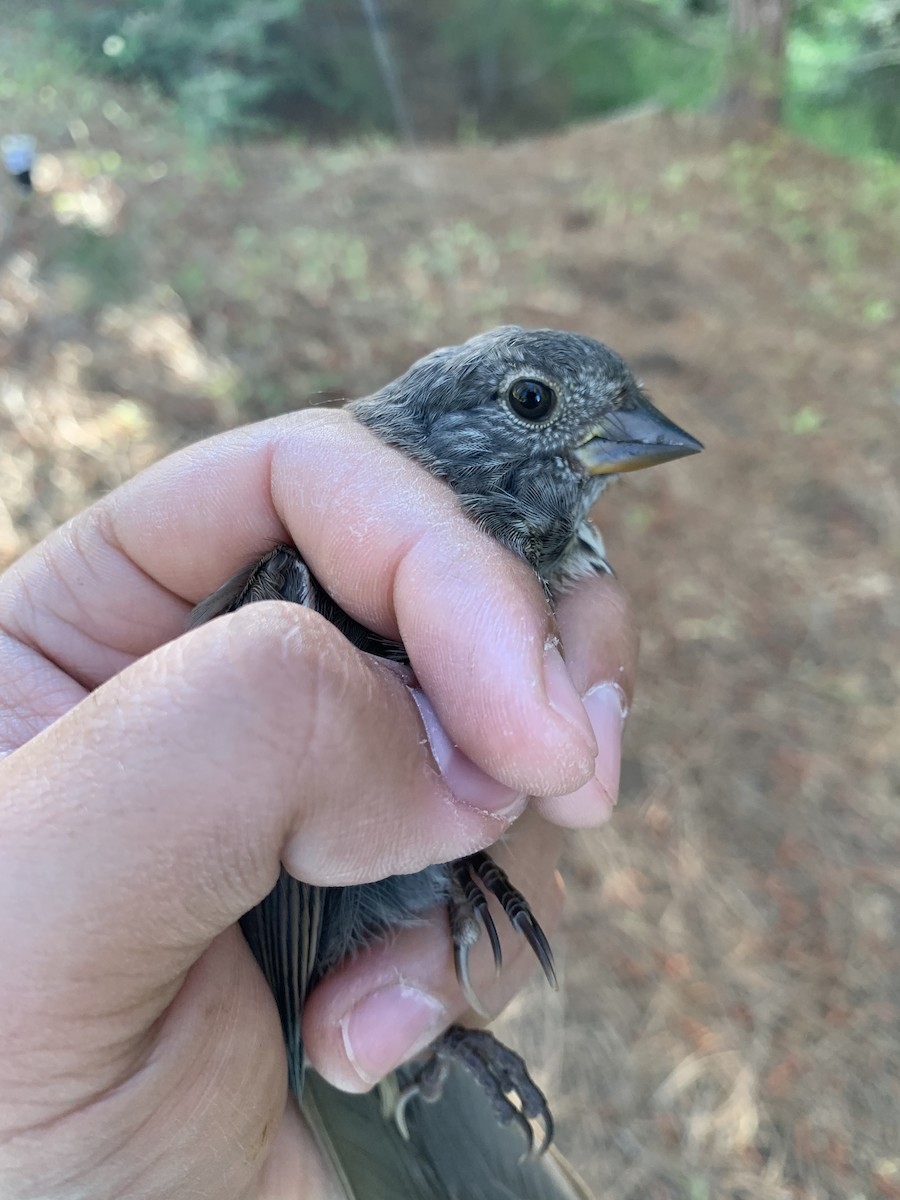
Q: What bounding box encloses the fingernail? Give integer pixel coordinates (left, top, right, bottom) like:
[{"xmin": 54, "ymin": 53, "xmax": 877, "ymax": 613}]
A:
[
  {"xmin": 410, "ymin": 688, "xmax": 527, "ymax": 816},
  {"xmin": 540, "ymin": 683, "xmax": 626, "ymax": 826},
  {"xmin": 543, "ymin": 643, "xmax": 597, "ymax": 755},
  {"xmin": 341, "ymin": 985, "xmax": 447, "ymax": 1086},
  {"xmin": 582, "ymin": 683, "xmax": 627, "ymax": 809}
]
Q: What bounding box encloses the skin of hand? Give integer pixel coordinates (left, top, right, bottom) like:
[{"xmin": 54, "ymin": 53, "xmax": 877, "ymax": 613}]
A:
[{"xmin": 0, "ymin": 407, "xmax": 638, "ymax": 1200}]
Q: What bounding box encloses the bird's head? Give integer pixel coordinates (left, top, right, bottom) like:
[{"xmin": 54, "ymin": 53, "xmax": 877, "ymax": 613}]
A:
[{"xmin": 351, "ymin": 326, "xmax": 702, "ymax": 585}]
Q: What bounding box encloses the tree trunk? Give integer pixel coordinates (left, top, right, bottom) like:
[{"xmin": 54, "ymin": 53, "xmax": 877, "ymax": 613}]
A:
[{"xmin": 722, "ymin": 0, "xmax": 790, "ymax": 127}]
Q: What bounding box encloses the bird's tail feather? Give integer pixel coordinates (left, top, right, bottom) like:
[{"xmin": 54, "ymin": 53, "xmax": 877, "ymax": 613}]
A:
[{"xmin": 302, "ymin": 1066, "xmax": 597, "ymax": 1200}]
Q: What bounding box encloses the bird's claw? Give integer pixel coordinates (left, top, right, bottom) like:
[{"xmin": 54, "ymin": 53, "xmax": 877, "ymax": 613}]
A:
[
  {"xmin": 448, "ymin": 852, "xmax": 558, "ymax": 997},
  {"xmin": 393, "ymin": 1025, "xmax": 554, "ymax": 1156}
]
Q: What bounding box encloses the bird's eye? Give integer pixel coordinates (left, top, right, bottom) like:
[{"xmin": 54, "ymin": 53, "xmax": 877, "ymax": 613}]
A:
[{"xmin": 507, "ymin": 379, "xmax": 557, "ymax": 422}]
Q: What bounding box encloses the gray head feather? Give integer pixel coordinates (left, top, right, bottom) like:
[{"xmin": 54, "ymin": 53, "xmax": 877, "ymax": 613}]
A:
[{"xmin": 351, "ymin": 326, "xmax": 692, "ymax": 588}]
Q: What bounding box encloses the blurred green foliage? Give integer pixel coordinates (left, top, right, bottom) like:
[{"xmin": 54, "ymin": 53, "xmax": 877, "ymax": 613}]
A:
[
  {"xmin": 55, "ymin": 0, "xmax": 723, "ymax": 139},
  {"xmin": 16, "ymin": 0, "xmax": 900, "ymax": 158},
  {"xmin": 43, "ymin": 226, "xmax": 145, "ymax": 312},
  {"xmin": 791, "ymin": 0, "xmax": 900, "ymax": 155}
]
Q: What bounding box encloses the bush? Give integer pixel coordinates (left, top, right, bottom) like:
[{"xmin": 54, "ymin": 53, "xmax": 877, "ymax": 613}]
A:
[{"xmin": 61, "ymin": 0, "xmax": 719, "ymax": 141}]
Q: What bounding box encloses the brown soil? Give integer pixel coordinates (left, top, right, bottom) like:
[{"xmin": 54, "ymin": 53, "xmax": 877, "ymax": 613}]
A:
[{"xmin": 2, "ymin": 80, "xmax": 899, "ymax": 1200}]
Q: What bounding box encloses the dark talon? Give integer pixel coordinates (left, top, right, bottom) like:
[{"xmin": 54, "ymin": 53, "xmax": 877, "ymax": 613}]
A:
[
  {"xmin": 438, "ymin": 1025, "xmax": 555, "ymax": 1156},
  {"xmin": 394, "ymin": 1025, "xmax": 554, "ymax": 1156},
  {"xmin": 512, "ymin": 909, "xmax": 558, "ymax": 991},
  {"xmin": 467, "ymin": 851, "xmax": 558, "ymax": 990},
  {"xmin": 467, "ymin": 877, "xmax": 504, "ymax": 974},
  {"xmin": 448, "ymin": 860, "xmax": 503, "ymax": 1013}
]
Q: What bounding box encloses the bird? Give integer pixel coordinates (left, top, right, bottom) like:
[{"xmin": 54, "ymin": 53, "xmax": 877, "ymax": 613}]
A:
[{"xmin": 189, "ymin": 325, "xmax": 702, "ymax": 1199}]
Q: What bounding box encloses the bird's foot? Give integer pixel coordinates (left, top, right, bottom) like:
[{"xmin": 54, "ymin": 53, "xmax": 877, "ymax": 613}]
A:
[
  {"xmin": 447, "ymin": 851, "xmax": 557, "ymax": 1016},
  {"xmin": 394, "ymin": 1024, "xmax": 554, "ymax": 1155}
]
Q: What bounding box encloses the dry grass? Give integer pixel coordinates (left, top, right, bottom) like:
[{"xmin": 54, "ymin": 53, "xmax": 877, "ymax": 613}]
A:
[{"xmin": 2, "ymin": 31, "xmax": 900, "ymax": 1199}]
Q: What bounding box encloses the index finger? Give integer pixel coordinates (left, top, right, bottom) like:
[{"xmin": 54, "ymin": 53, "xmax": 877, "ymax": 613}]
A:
[{"xmin": 0, "ymin": 408, "xmax": 598, "ymax": 795}]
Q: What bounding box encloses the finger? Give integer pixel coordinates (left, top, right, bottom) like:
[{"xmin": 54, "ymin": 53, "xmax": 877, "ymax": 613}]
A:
[
  {"xmin": 0, "ymin": 924, "xmax": 296, "ymax": 1200},
  {"xmin": 0, "ymin": 602, "xmax": 535, "ymax": 1106},
  {"xmin": 301, "ymin": 810, "xmax": 565, "ymax": 1092},
  {"xmin": 0, "ymin": 409, "xmax": 597, "ymax": 795},
  {"xmin": 536, "ymin": 573, "xmax": 640, "ymax": 828}
]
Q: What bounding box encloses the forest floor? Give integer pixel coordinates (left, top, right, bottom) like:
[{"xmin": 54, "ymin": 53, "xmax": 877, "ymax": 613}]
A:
[{"xmin": 2, "ymin": 31, "xmax": 900, "ymax": 1200}]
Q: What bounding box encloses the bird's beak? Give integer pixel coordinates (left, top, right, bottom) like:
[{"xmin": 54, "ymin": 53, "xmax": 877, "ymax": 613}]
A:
[{"xmin": 572, "ymin": 394, "xmax": 703, "ymax": 475}]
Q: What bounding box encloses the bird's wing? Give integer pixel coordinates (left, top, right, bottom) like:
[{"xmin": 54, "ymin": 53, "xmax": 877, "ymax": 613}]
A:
[
  {"xmin": 187, "ymin": 543, "xmax": 407, "ymax": 1092},
  {"xmin": 240, "ymin": 868, "xmax": 320, "ymax": 1095},
  {"xmin": 188, "ymin": 545, "xmax": 331, "ymax": 1090},
  {"xmin": 304, "ymin": 1064, "xmax": 597, "ymax": 1200},
  {"xmin": 189, "ymin": 543, "xmax": 599, "ymax": 1199},
  {"xmin": 186, "ymin": 543, "xmax": 320, "ymax": 626}
]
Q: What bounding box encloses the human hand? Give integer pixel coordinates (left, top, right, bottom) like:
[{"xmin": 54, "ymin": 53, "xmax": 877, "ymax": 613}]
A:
[{"xmin": 0, "ymin": 408, "xmax": 637, "ymax": 1199}]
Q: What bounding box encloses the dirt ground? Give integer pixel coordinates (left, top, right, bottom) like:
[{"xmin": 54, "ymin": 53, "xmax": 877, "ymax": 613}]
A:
[{"xmin": 2, "ymin": 60, "xmax": 899, "ymax": 1200}]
